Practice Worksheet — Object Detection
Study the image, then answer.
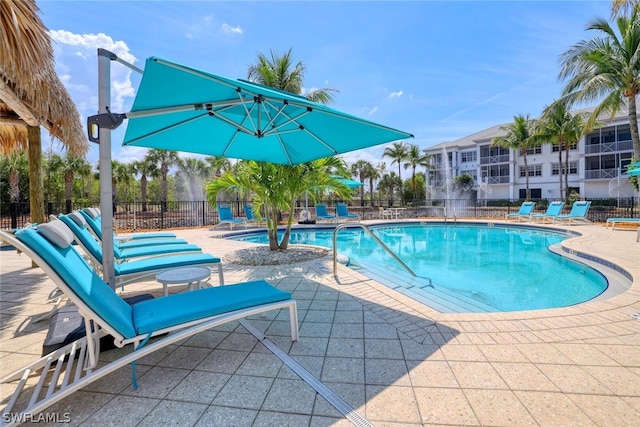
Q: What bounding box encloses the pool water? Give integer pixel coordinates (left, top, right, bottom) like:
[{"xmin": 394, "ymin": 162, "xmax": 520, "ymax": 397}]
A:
[{"xmin": 231, "ymin": 224, "xmax": 608, "ymax": 313}]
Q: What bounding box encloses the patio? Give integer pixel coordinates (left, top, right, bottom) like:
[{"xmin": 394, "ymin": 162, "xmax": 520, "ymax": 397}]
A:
[{"xmin": 1, "ymin": 220, "xmax": 640, "ymax": 426}]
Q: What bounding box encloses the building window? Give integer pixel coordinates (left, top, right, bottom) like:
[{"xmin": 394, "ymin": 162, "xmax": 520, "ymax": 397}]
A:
[
  {"xmin": 551, "ymin": 161, "xmax": 578, "ymax": 175},
  {"xmin": 524, "ymin": 146, "xmax": 542, "ymax": 155},
  {"xmin": 519, "ymin": 164, "xmax": 542, "ymax": 177},
  {"xmin": 519, "ymin": 188, "xmax": 542, "ymax": 199},
  {"xmin": 460, "ymin": 151, "xmax": 477, "ymax": 162},
  {"xmin": 552, "ymin": 142, "xmax": 578, "ymax": 152}
]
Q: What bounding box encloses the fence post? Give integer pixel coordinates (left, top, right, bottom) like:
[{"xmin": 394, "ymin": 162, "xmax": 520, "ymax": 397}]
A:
[{"xmin": 10, "ymin": 202, "xmax": 17, "ymax": 229}]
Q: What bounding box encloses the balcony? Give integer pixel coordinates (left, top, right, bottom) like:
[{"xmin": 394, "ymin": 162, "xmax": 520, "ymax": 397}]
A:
[
  {"xmin": 584, "ymin": 140, "xmax": 633, "ymax": 154},
  {"xmin": 585, "ymin": 168, "xmax": 619, "ymax": 179},
  {"xmin": 480, "ymin": 154, "xmax": 509, "ymax": 165}
]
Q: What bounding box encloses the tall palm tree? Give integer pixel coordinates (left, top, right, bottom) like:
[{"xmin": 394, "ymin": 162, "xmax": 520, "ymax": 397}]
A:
[
  {"xmin": 247, "ymin": 48, "xmax": 338, "ymax": 103},
  {"xmin": 204, "ymin": 156, "xmax": 232, "ymax": 178},
  {"xmin": 58, "ymin": 154, "xmax": 91, "ymax": 212},
  {"xmin": 383, "ymin": 142, "xmax": 408, "ymax": 183},
  {"xmin": 5, "ymin": 151, "xmax": 27, "ymax": 204},
  {"xmin": 363, "ymin": 162, "xmax": 380, "ymax": 207},
  {"xmin": 350, "ymin": 160, "xmax": 371, "ymax": 205},
  {"xmin": 492, "ymin": 115, "xmax": 539, "ymax": 201},
  {"xmin": 537, "ymin": 101, "xmax": 592, "ymax": 200},
  {"xmin": 146, "ymin": 149, "xmax": 179, "ymax": 211},
  {"xmin": 131, "ymin": 158, "xmax": 157, "ymax": 212},
  {"xmin": 111, "ymin": 160, "xmax": 131, "ymax": 213},
  {"xmin": 559, "ymin": 8, "xmax": 640, "ymax": 160},
  {"xmin": 379, "ymin": 172, "xmax": 402, "ymax": 207},
  {"xmin": 404, "ymin": 144, "xmax": 431, "ymax": 204}
]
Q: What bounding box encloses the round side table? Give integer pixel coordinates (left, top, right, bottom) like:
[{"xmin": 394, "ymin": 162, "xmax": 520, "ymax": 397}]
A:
[{"xmin": 156, "ymin": 266, "xmax": 211, "ymax": 296}]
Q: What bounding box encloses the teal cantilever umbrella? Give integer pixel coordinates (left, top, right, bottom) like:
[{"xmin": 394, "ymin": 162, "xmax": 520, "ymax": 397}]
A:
[
  {"xmin": 626, "ymin": 161, "xmax": 640, "ymax": 176},
  {"xmin": 122, "ymin": 57, "xmax": 413, "ymax": 164}
]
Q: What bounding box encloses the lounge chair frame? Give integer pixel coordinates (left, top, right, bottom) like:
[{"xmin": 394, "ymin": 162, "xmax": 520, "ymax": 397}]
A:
[
  {"xmin": 605, "ymin": 217, "xmax": 640, "ymax": 230},
  {"xmin": 335, "ymin": 203, "xmax": 359, "ymax": 221},
  {"xmin": 0, "ymin": 230, "xmax": 298, "ymax": 426},
  {"xmin": 314, "ymin": 204, "xmax": 337, "ymax": 223},
  {"xmin": 504, "ymin": 201, "xmax": 535, "ymax": 222},
  {"xmin": 216, "ymin": 205, "xmax": 247, "ymax": 230}
]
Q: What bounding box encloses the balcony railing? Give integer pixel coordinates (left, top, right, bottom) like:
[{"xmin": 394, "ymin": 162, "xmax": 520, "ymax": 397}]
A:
[
  {"xmin": 584, "ymin": 140, "xmax": 633, "ymax": 154},
  {"xmin": 585, "ymin": 169, "xmax": 619, "ymax": 179},
  {"xmin": 480, "ymin": 154, "xmax": 509, "ymax": 164}
]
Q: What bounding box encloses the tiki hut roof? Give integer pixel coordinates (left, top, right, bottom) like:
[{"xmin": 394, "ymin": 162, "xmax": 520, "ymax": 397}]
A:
[{"xmin": 0, "ymin": 0, "xmax": 87, "ymax": 156}]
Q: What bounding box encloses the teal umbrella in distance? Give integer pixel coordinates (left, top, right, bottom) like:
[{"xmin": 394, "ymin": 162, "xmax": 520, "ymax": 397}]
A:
[{"xmin": 331, "ymin": 175, "xmax": 364, "ymax": 189}]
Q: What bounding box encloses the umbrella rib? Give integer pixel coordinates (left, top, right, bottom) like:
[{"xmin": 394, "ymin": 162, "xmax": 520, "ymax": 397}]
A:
[
  {"xmin": 123, "ymin": 113, "xmax": 209, "ymax": 145},
  {"xmin": 127, "ymin": 99, "xmax": 244, "ymax": 119}
]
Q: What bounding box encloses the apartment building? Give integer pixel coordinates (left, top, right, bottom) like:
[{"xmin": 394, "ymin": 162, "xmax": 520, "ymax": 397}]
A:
[{"xmin": 423, "ymin": 110, "xmax": 637, "ymax": 201}]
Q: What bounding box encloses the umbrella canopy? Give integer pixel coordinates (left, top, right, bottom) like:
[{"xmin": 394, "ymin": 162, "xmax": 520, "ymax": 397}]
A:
[
  {"xmin": 626, "ymin": 161, "xmax": 640, "ymax": 169},
  {"xmin": 628, "ymin": 168, "xmax": 640, "ymax": 177},
  {"xmin": 331, "ymin": 175, "xmax": 364, "ymax": 188},
  {"xmin": 123, "ymin": 57, "xmax": 413, "ymax": 165}
]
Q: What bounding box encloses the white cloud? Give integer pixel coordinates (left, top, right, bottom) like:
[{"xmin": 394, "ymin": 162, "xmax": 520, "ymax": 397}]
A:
[
  {"xmin": 368, "ymin": 106, "xmax": 378, "ymax": 115},
  {"xmin": 389, "ymin": 90, "xmax": 403, "ymax": 98},
  {"xmin": 49, "ymin": 30, "xmax": 137, "ymax": 114},
  {"xmin": 222, "ymin": 23, "xmax": 243, "ymax": 35}
]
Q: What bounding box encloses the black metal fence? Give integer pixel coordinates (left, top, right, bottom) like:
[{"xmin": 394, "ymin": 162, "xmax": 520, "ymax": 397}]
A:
[{"xmin": 1, "ymin": 197, "xmax": 637, "ymax": 231}]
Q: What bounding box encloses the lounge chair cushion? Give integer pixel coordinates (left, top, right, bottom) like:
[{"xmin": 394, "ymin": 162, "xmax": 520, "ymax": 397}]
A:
[
  {"xmin": 83, "ymin": 207, "xmax": 100, "ymax": 219},
  {"xmin": 37, "ymin": 221, "xmax": 75, "ymax": 249},
  {"xmin": 16, "ymin": 228, "xmax": 137, "ymax": 338},
  {"xmin": 68, "ymin": 211, "xmax": 87, "ymax": 227},
  {"xmin": 114, "ymin": 253, "xmax": 220, "ymax": 275},
  {"xmin": 132, "ymin": 280, "xmax": 291, "ymax": 334}
]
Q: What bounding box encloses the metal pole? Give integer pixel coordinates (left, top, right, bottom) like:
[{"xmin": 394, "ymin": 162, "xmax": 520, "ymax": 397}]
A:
[{"xmin": 98, "ymin": 49, "xmax": 116, "ymax": 288}]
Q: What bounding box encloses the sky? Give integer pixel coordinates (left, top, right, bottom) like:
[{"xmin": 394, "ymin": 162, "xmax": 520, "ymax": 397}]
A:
[{"xmin": 37, "ymin": 0, "xmax": 613, "ymax": 170}]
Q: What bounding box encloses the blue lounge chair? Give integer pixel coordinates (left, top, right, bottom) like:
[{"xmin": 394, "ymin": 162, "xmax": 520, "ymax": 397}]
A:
[
  {"xmin": 553, "ymin": 201, "xmax": 592, "ymax": 225},
  {"xmin": 80, "ymin": 208, "xmax": 178, "ymax": 244},
  {"xmin": 505, "ymin": 201, "xmax": 535, "ymax": 221},
  {"xmin": 51, "ymin": 217, "xmax": 223, "ymax": 289},
  {"xmin": 336, "ymin": 202, "xmax": 359, "ymax": 221},
  {"xmin": 605, "ymin": 217, "xmax": 640, "ymax": 230},
  {"xmin": 217, "ymin": 204, "xmax": 247, "ymax": 230},
  {"xmin": 314, "ymin": 204, "xmax": 336, "ymax": 223},
  {"xmin": 530, "ymin": 201, "xmax": 565, "ymax": 223},
  {"xmin": 0, "ymin": 225, "xmax": 298, "ymax": 422},
  {"xmin": 59, "ymin": 213, "xmax": 202, "ymax": 262},
  {"xmin": 244, "ymin": 204, "xmax": 262, "ymax": 227}
]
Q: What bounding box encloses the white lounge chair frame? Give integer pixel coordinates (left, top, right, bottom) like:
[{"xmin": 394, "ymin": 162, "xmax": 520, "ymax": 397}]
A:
[{"xmin": 0, "ymin": 230, "xmax": 298, "ymax": 426}]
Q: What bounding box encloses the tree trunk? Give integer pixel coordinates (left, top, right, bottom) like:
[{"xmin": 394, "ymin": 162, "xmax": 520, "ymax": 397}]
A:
[
  {"xmin": 558, "ymin": 145, "xmax": 563, "ymax": 200},
  {"xmin": 28, "ymin": 126, "xmax": 44, "ymax": 224},
  {"xmin": 9, "ymin": 170, "xmax": 19, "ymax": 203},
  {"xmin": 141, "ymin": 175, "xmax": 148, "ymax": 211},
  {"xmin": 564, "ymin": 142, "xmax": 571, "ymax": 201},
  {"xmin": 628, "ymin": 95, "xmax": 640, "ymax": 160},
  {"xmin": 369, "ymin": 179, "xmax": 374, "ymax": 207}
]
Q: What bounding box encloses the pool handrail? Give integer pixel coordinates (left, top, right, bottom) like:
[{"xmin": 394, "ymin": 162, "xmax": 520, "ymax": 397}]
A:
[{"xmin": 333, "ymin": 223, "xmax": 419, "ymax": 280}]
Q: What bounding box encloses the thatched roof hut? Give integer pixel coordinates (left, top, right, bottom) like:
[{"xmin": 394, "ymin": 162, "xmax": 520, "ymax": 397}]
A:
[{"xmin": 0, "ymin": 0, "xmax": 87, "ymax": 155}]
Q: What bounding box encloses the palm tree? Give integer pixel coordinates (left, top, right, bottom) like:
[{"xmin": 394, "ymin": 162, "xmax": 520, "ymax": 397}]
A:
[
  {"xmin": 5, "ymin": 151, "xmax": 27, "ymax": 204},
  {"xmin": 207, "ymin": 157, "xmax": 351, "ymax": 250},
  {"xmin": 383, "ymin": 142, "xmax": 408, "ymax": 183},
  {"xmin": 146, "ymin": 149, "xmax": 179, "ymax": 211},
  {"xmin": 363, "ymin": 162, "xmax": 380, "ymax": 207},
  {"xmin": 204, "ymin": 156, "xmax": 232, "ymax": 178},
  {"xmin": 58, "ymin": 154, "xmax": 91, "ymax": 212},
  {"xmin": 537, "ymin": 101, "xmax": 592, "ymax": 200},
  {"xmin": 492, "ymin": 115, "xmax": 539, "ymax": 200},
  {"xmin": 131, "ymin": 158, "xmax": 157, "ymax": 212},
  {"xmin": 247, "ymin": 48, "xmax": 338, "ymax": 103},
  {"xmin": 111, "ymin": 160, "xmax": 132, "ymax": 213},
  {"xmin": 559, "ymin": 8, "xmax": 640, "ymax": 160},
  {"xmin": 350, "ymin": 160, "xmax": 371, "ymax": 205},
  {"xmin": 404, "ymin": 144, "xmax": 431, "ymax": 205},
  {"xmin": 379, "ymin": 172, "xmax": 402, "ymax": 207},
  {"xmin": 611, "ymin": 0, "xmax": 638, "ymax": 17}
]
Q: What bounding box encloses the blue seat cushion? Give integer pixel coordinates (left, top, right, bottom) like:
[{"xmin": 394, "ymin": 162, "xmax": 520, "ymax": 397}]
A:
[
  {"xmin": 114, "ymin": 253, "xmax": 220, "ymax": 275},
  {"xmin": 132, "ymin": 280, "xmax": 291, "ymax": 334}
]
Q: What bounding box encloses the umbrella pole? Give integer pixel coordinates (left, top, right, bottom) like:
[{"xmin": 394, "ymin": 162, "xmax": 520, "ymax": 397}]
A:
[{"xmin": 97, "ymin": 50, "xmax": 116, "ymax": 288}]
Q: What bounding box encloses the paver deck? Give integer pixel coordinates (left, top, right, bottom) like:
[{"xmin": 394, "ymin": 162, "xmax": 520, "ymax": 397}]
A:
[{"xmin": 1, "ymin": 220, "xmax": 639, "ymax": 426}]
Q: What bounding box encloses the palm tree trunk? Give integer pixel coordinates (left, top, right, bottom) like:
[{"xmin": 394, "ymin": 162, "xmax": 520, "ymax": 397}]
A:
[
  {"xmin": 9, "ymin": 170, "xmax": 19, "ymax": 202},
  {"xmin": 564, "ymin": 142, "xmax": 571, "ymax": 201},
  {"xmin": 628, "ymin": 95, "xmax": 640, "ymax": 160},
  {"xmin": 28, "ymin": 126, "xmax": 44, "ymax": 224},
  {"xmin": 523, "ymin": 151, "xmax": 530, "ymax": 200},
  {"xmin": 279, "ymin": 203, "xmax": 296, "ymax": 250},
  {"xmin": 369, "ymin": 179, "xmax": 374, "ymax": 207},
  {"xmin": 558, "ymin": 145, "xmax": 563, "ymax": 200},
  {"xmin": 141, "ymin": 175, "xmax": 148, "ymax": 211}
]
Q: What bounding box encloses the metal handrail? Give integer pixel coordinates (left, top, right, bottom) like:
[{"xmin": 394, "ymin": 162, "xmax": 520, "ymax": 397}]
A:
[{"xmin": 332, "ymin": 223, "xmax": 417, "ymax": 279}]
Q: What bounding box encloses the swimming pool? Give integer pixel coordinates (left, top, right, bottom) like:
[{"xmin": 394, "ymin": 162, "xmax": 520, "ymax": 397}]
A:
[{"xmin": 230, "ymin": 223, "xmax": 608, "ymax": 313}]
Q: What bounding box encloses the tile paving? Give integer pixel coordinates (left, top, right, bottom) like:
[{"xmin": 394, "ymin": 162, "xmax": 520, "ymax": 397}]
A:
[{"xmin": 1, "ymin": 220, "xmax": 639, "ymax": 426}]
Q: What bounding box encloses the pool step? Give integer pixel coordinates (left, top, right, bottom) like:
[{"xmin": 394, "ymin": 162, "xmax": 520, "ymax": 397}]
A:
[{"xmin": 349, "ymin": 259, "xmax": 500, "ymax": 313}]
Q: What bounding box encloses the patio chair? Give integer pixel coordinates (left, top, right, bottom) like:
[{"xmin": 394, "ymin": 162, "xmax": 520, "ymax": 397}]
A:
[
  {"xmin": 216, "ymin": 204, "xmax": 247, "ymax": 230},
  {"xmin": 378, "ymin": 206, "xmax": 394, "ymax": 219},
  {"xmin": 505, "ymin": 201, "xmax": 535, "ymax": 221},
  {"xmin": 80, "ymin": 208, "xmax": 179, "ymax": 243},
  {"xmin": 530, "ymin": 201, "xmax": 565, "ymax": 223},
  {"xmin": 552, "ymin": 201, "xmax": 592, "ymax": 225},
  {"xmin": 314, "ymin": 204, "xmax": 336, "ymax": 223},
  {"xmin": 52, "ymin": 216, "xmax": 224, "ymax": 289},
  {"xmin": 58, "ymin": 213, "xmax": 203, "ymax": 263},
  {"xmin": 605, "ymin": 217, "xmax": 640, "ymax": 230},
  {"xmin": 336, "ymin": 202, "xmax": 359, "ymax": 221},
  {"xmin": 0, "ymin": 225, "xmax": 298, "ymax": 423},
  {"xmin": 244, "ymin": 204, "xmax": 263, "ymax": 227}
]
